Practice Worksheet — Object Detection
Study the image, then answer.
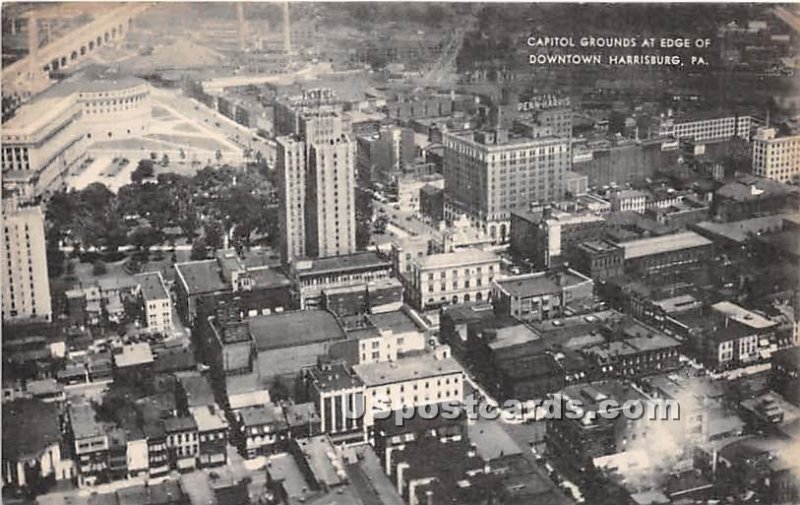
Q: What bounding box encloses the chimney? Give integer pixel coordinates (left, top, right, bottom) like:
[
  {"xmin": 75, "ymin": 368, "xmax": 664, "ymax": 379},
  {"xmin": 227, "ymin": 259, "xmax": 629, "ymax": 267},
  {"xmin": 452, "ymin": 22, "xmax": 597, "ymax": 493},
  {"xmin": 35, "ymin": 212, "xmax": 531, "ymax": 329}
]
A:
[{"xmin": 283, "ymin": 1, "xmax": 292, "ymax": 55}]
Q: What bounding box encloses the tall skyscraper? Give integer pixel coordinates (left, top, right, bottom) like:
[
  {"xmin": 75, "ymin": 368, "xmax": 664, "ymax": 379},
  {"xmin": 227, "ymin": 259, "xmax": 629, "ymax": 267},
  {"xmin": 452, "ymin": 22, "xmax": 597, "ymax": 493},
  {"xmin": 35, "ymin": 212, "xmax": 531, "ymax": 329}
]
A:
[
  {"xmin": 2, "ymin": 198, "xmax": 52, "ymax": 322},
  {"xmin": 276, "ymin": 89, "xmax": 356, "ymax": 265}
]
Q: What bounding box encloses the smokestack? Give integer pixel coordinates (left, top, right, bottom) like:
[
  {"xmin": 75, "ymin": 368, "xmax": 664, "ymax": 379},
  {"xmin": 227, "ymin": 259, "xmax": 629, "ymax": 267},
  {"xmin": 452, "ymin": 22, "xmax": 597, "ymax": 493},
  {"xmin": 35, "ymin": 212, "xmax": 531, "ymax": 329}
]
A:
[
  {"xmin": 28, "ymin": 11, "xmax": 38, "ymax": 76},
  {"xmin": 237, "ymin": 3, "xmax": 247, "ymax": 52},
  {"xmin": 283, "ymin": 1, "xmax": 292, "ymax": 55}
]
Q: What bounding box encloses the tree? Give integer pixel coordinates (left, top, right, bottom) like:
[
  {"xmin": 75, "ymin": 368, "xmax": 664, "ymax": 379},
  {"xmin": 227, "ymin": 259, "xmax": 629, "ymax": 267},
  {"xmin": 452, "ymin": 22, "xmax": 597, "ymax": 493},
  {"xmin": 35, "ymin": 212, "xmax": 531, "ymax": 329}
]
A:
[
  {"xmin": 204, "ymin": 220, "xmax": 225, "ymax": 251},
  {"xmin": 190, "ymin": 237, "xmax": 208, "ymax": 260},
  {"xmin": 129, "ymin": 225, "xmax": 162, "ymax": 254},
  {"xmin": 608, "ymin": 110, "xmax": 627, "ymax": 135},
  {"xmin": 161, "ymin": 153, "xmax": 170, "ymax": 167},
  {"xmin": 270, "ymin": 376, "xmax": 291, "ymax": 402},
  {"xmin": 131, "ymin": 159, "xmax": 155, "ymax": 183},
  {"xmin": 92, "ymin": 260, "xmax": 107, "ymax": 276},
  {"xmin": 46, "ymin": 240, "xmax": 66, "ymax": 278},
  {"xmin": 179, "ymin": 211, "xmax": 201, "ymax": 240},
  {"xmin": 373, "ymin": 214, "xmax": 389, "ymax": 234}
]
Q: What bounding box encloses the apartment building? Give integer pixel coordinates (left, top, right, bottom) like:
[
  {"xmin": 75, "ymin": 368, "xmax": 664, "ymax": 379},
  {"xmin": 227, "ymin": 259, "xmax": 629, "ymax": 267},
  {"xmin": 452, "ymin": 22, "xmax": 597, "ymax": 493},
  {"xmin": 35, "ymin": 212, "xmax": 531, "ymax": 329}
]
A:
[
  {"xmin": 135, "ymin": 271, "xmax": 173, "ymax": 335},
  {"xmin": 305, "ymin": 136, "xmax": 357, "ymax": 259},
  {"xmin": 1, "ymin": 200, "xmax": 52, "ymax": 322},
  {"xmin": 275, "ymin": 88, "xmax": 356, "ymax": 265}
]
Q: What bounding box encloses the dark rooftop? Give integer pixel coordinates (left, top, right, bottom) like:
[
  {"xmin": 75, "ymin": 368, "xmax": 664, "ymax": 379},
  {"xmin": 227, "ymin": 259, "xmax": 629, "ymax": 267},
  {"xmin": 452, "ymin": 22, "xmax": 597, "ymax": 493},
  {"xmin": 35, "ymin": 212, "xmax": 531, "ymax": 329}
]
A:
[
  {"xmin": 153, "ymin": 346, "xmax": 197, "ymax": 374},
  {"xmin": 249, "ymin": 267, "xmax": 292, "ymax": 289},
  {"xmin": 495, "ymin": 274, "xmax": 560, "ymax": 298},
  {"xmin": 249, "ymin": 310, "xmax": 346, "ymax": 351},
  {"xmin": 135, "ymin": 271, "xmax": 169, "ymax": 301},
  {"xmin": 284, "ymin": 402, "xmax": 320, "ymax": 428},
  {"xmin": 175, "ymin": 260, "xmax": 227, "ymax": 296},
  {"xmin": 179, "ymin": 374, "xmax": 216, "ymax": 408},
  {"xmin": 307, "ymin": 362, "xmax": 364, "ymax": 392},
  {"xmin": 238, "ymin": 403, "xmax": 286, "ymax": 427},
  {"xmin": 294, "ymin": 251, "xmax": 391, "ymax": 277},
  {"xmin": 2, "ymin": 399, "xmax": 61, "ymax": 460},
  {"xmin": 163, "ymin": 416, "xmax": 197, "ymax": 434}
]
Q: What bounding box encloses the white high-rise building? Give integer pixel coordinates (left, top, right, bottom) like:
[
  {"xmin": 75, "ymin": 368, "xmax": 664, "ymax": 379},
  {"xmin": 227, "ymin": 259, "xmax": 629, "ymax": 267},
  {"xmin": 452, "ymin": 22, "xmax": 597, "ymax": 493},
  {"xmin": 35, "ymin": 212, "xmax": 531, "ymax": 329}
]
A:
[
  {"xmin": 276, "ymin": 89, "xmax": 356, "ymax": 265},
  {"xmin": 752, "ymin": 127, "xmax": 800, "ymax": 183},
  {"xmin": 2, "ymin": 199, "xmax": 52, "ymax": 321},
  {"xmin": 276, "ymin": 135, "xmax": 308, "ymax": 262},
  {"xmin": 306, "ymin": 138, "xmax": 356, "ymax": 258}
]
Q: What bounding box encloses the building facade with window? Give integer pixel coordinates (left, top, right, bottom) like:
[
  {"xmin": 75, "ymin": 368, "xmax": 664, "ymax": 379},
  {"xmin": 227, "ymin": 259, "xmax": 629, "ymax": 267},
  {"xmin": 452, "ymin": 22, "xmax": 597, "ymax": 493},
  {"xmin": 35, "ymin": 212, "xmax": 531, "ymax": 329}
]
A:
[
  {"xmin": 408, "ymin": 249, "xmax": 499, "ymax": 312},
  {"xmin": 136, "ymin": 271, "xmax": 173, "ymax": 335},
  {"xmin": 752, "ymin": 127, "xmax": 800, "ymax": 183},
  {"xmin": 1, "ymin": 201, "xmax": 52, "ymax": 322},
  {"xmin": 352, "ymin": 348, "xmax": 464, "ymax": 430},
  {"xmin": 443, "ymin": 128, "xmax": 570, "ymax": 242},
  {"xmin": 275, "ymin": 89, "xmax": 356, "ymax": 265}
]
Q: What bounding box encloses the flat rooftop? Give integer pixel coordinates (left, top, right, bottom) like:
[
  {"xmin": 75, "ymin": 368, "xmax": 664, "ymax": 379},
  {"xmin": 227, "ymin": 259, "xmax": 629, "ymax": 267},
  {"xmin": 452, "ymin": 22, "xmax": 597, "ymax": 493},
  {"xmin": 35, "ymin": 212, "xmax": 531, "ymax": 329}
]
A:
[
  {"xmin": 266, "ymin": 453, "xmax": 312, "ymax": 500},
  {"xmin": 249, "ymin": 310, "xmax": 346, "ymax": 351},
  {"xmin": 416, "ymin": 249, "xmax": 498, "ymax": 270},
  {"xmin": 3, "ymin": 399, "xmax": 61, "ymax": 460},
  {"xmin": 712, "ymin": 301, "xmax": 777, "ymax": 330},
  {"xmin": 496, "ymin": 273, "xmax": 559, "ymax": 298},
  {"xmin": 307, "ymin": 362, "xmax": 363, "ymax": 391},
  {"xmin": 619, "ymin": 231, "xmax": 712, "ymax": 259},
  {"xmin": 625, "ymin": 333, "xmax": 681, "ymax": 352},
  {"xmin": 2, "ymin": 95, "xmax": 77, "ymax": 139},
  {"xmin": 295, "ymin": 251, "xmax": 390, "ymax": 277},
  {"xmin": 175, "ymin": 260, "xmax": 227, "ymax": 296},
  {"xmin": 579, "ymin": 240, "xmax": 622, "ymax": 254},
  {"xmin": 368, "ymin": 308, "xmax": 425, "ymax": 335},
  {"xmin": 238, "ymin": 403, "xmax": 285, "ymax": 427},
  {"xmin": 353, "ymin": 354, "xmax": 462, "ymax": 387},
  {"xmin": 135, "ymin": 272, "xmax": 169, "ymax": 301},
  {"xmin": 693, "ymin": 214, "xmax": 795, "ymax": 244},
  {"xmin": 487, "ymin": 324, "xmax": 541, "ymax": 351},
  {"xmin": 295, "ymin": 435, "xmax": 347, "ymax": 488},
  {"xmin": 113, "ymin": 342, "xmax": 154, "ymax": 368},
  {"xmin": 614, "ymin": 189, "xmax": 648, "ymax": 200},
  {"xmin": 247, "ymin": 267, "xmax": 292, "ymax": 288},
  {"xmin": 69, "ymin": 402, "xmax": 105, "ymax": 439},
  {"xmin": 653, "ymin": 294, "xmax": 702, "ymax": 313},
  {"xmin": 190, "ymin": 405, "xmax": 228, "ymax": 432},
  {"xmin": 468, "ymin": 419, "xmax": 523, "ymax": 461}
]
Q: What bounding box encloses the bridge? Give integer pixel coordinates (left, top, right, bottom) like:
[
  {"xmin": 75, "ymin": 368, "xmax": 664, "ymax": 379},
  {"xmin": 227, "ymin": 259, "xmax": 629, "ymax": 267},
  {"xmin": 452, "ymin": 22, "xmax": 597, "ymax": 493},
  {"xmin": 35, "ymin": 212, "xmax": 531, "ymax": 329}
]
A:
[{"xmin": 2, "ymin": 3, "xmax": 151, "ymax": 100}]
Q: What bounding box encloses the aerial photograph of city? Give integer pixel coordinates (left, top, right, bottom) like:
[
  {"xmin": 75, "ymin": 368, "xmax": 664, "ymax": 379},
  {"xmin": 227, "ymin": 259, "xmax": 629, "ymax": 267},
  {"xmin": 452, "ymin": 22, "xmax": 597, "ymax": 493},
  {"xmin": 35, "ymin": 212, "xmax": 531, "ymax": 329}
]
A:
[{"xmin": 1, "ymin": 2, "xmax": 799, "ymax": 504}]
